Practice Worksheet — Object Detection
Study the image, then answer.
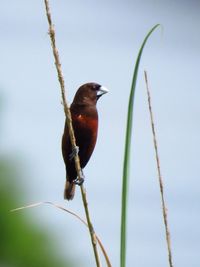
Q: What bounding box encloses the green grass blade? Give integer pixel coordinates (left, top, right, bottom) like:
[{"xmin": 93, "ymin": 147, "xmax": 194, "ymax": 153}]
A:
[{"xmin": 120, "ymin": 24, "xmax": 160, "ymax": 267}]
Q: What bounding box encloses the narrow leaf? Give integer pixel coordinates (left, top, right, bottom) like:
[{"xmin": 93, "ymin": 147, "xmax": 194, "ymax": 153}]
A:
[{"xmin": 120, "ymin": 24, "xmax": 160, "ymax": 267}]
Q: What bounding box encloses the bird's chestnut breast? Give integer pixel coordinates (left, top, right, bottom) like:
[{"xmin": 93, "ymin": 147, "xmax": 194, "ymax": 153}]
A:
[{"xmin": 73, "ymin": 113, "xmax": 98, "ymax": 134}]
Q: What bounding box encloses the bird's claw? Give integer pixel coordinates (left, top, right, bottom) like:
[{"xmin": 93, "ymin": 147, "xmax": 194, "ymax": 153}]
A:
[
  {"xmin": 73, "ymin": 177, "xmax": 84, "ymax": 186},
  {"xmin": 69, "ymin": 146, "xmax": 79, "ymax": 161},
  {"xmin": 73, "ymin": 171, "xmax": 85, "ymax": 186}
]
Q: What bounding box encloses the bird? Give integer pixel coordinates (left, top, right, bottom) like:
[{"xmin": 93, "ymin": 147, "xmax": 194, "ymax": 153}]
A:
[{"xmin": 62, "ymin": 82, "xmax": 108, "ymax": 200}]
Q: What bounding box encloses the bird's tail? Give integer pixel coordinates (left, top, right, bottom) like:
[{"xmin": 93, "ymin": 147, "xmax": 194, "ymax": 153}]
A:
[{"xmin": 64, "ymin": 181, "xmax": 76, "ymax": 200}]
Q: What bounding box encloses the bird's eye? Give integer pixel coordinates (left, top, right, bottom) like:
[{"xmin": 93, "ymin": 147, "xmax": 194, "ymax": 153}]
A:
[{"xmin": 92, "ymin": 84, "xmax": 101, "ymax": 91}]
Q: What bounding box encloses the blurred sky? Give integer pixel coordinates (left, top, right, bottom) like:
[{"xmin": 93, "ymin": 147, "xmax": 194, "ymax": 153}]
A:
[{"xmin": 0, "ymin": 0, "xmax": 200, "ymax": 266}]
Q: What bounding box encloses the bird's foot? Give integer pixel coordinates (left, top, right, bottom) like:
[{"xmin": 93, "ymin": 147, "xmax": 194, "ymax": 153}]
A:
[
  {"xmin": 74, "ymin": 177, "xmax": 84, "ymax": 186},
  {"xmin": 69, "ymin": 146, "xmax": 79, "ymax": 161},
  {"xmin": 73, "ymin": 171, "xmax": 85, "ymax": 186}
]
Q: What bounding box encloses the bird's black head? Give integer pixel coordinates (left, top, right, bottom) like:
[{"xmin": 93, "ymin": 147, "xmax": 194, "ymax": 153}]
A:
[{"xmin": 73, "ymin": 82, "xmax": 108, "ymax": 106}]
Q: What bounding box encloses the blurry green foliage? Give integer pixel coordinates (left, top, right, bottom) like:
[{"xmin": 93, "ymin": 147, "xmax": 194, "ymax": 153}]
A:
[
  {"xmin": 0, "ymin": 94, "xmax": 76, "ymax": 267},
  {"xmin": 0, "ymin": 157, "xmax": 76, "ymax": 267}
]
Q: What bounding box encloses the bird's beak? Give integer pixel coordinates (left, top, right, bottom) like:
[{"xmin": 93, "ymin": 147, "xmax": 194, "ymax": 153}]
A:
[{"xmin": 97, "ymin": 86, "xmax": 109, "ymax": 99}]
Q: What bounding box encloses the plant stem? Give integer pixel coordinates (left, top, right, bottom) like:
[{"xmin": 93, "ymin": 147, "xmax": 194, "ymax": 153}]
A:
[
  {"xmin": 144, "ymin": 71, "xmax": 174, "ymax": 267},
  {"xmin": 11, "ymin": 201, "xmax": 112, "ymax": 267},
  {"xmin": 44, "ymin": 1, "xmax": 102, "ymax": 266}
]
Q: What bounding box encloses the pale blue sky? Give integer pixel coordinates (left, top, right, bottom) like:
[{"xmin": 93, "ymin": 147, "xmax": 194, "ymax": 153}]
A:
[{"xmin": 1, "ymin": 1, "xmax": 200, "ymax": 266}]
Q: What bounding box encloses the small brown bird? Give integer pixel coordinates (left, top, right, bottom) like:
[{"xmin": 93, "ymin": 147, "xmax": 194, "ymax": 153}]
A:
[{"xmin": 62, "ymin": 82, "xmax": 108, "ymax": 200}]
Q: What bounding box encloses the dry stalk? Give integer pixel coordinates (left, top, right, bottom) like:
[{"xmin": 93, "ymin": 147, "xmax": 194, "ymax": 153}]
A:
[
  {"xmin": 144, "ymin": 71, "xmax": 174, "ymax": 267},
  {"xmin": 44, "ymin": 1, "xmax": 102, "ymax": 266},
  {"xmin": 11, "ymin": 202, "xmax": 111, "ymax": 267}
]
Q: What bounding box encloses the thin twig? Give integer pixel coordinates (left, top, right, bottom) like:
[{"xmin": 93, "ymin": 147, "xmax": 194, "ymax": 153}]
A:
[
  {"xmin": 144, "ymin": 71, "xmax": 174, "ymax": 267},
  {"xmin": 44, "ymin": 1, "xmax": 102, "ymax": 266},
  {"xmin": 11, "ymin": 202, "xmax": 112, "ymax": 267}
]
